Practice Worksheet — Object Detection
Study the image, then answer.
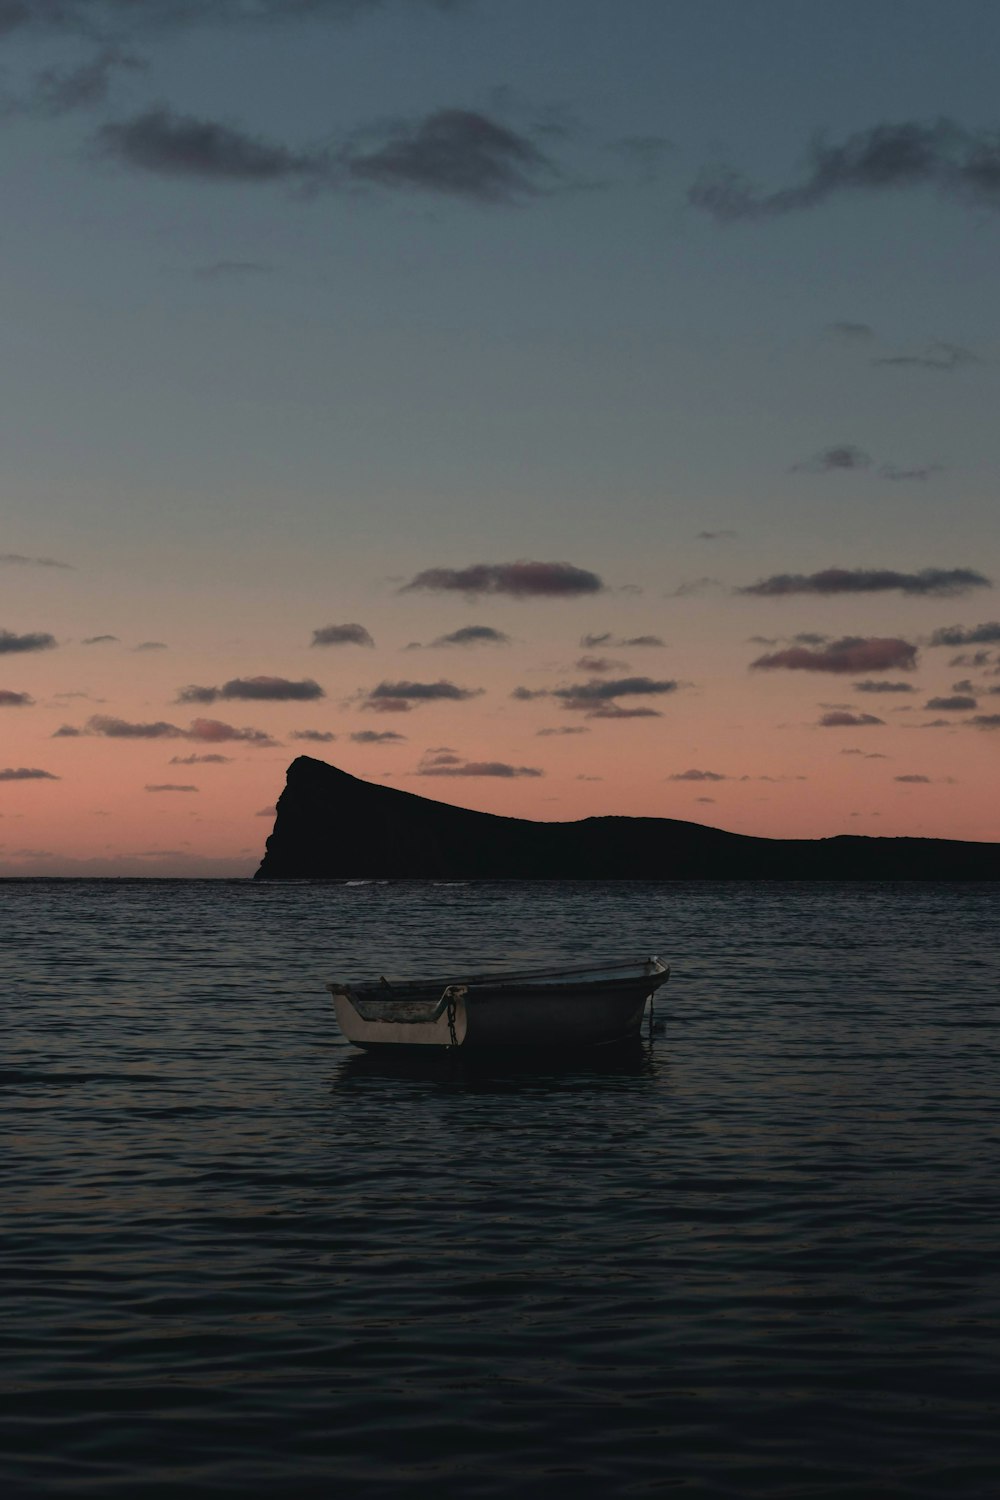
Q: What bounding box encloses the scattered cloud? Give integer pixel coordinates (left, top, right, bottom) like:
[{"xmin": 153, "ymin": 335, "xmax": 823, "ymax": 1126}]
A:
[
  {"xmin": 98, "ymin": 104, "xmax": 555, "ymax": 203},
  {"xmin": 362, "ymin": 698, "xmax": 412, "ymax": 714},
  {"xmin": 689, "ymin": 118, "xmax": 1000, "ymax": 221},
  {"xmin": 187, "ymin": 718, "xmax": 278, "ymax": 745},
  {"xmin": 575, "ymin": 655, "xmax": 628, "ymax": 673},
  {"xmin": 0, "ymin": 691, "xmax": 34, "ymax": 706},
  {"xmin": 580, "ymin": 632, "xmax": 664, "ymax": 648},
  {"xmin": 97, "ymin": 105, "xmax": 329, "ymax": 184},
  {"xmin": 311, "ymin": 623, "xmax": 374, "ymax": 647},
  {"xmin": 751, "ymin": 637, "xmax": 918, "ymax": 673},
  {"xmin": 549, "ymin": 676, "xmax": 679, "ymax": 713},
  {"xmin": 950, "ymin": 650, "xmax": 995, "ymax": 667},
  {"xmin": 738, "ymin": 567, "xmax": 988, "ymax": 598},
  {"xmin": 0, "ymin": 767, "xmax": 59, "ymax": 781},
  {"xmin": 879, "ymin": 463, "xmax": 940, "ymax": 482},
  {"xmin": 430, "ymin": 625, "xmax": 510, "ymax": 647},
  {"xmin": 828, "ymin": 321, "xmax": 875, "ymax": 340},
  {"xmin": 144, "ymin": 783, "xmax": 198, "ymax": 793},
  {"xmin": 854, "ymin": 679, "xmax": 915, "ymax": 693},
  {"xmin": 402, "ymin": 560, "xmax": 603, "ymax": 598},
  {"xmin": 514, "ymin": 675, "xmax": 677, "ymax": 718},
  {"xmin": 841, "ymin": 749, "xmax": 887, "ymax": 757},
  {"xmin": 417, "ymin": 759, "xmax": 544, "ymax": 778},
  {"xmin": 696, "ymin": 529, "xmax": 737, "ymax": 541},
  {"xmin": 926, "ymin": 694, "xmax": 977, "ymax": 711},
  {"xmin": 873, "ymin": 341, "xmax": 979, "ymax": 371},
  {"xmin": 818, "ymin": 711, "xmax": 885, "ymax": 727},
  {"xmin": 177, "ymin": 676, "xmax": 324, "ymax": 703},
  {"xmin": 362, "ymin": 679, "xmax": 483, "ymax": 712},
  {"xmin": 793, "ymin": 444, "xmax": 871, "ymax": 473},
  {"xmin": 587, "ymin": 705, "xmax": 662, "ymax": 719},
  {"xmin": 169, "ymin": 753, "xmax": 232, "ymax": 764},
  {"xmin": 341, "ymin": 108, "xmax": 555, "ymax": 202},
  {"xmin": 0, "ymin": 552, "xmax": 72, "ymax": 569},
  {"xmin": 85, "ymin": 715, "xmax": 182, "ymax": 739},
  {"xmin": 75, "ymin": 714, "xmax": 278, "ymax": 745},
  {"xmin": 351, "ymin": 730, "xmax": 406, "ymax": 744},
  {"xmin": 930, "ymin": 621, "xmax": 1000, "ymax": 647},
  {"xmin": 133, "ymin": 641, "xmax": 166, "ymax": 651},
  {"xmin": 82, "ymin": 634, "xmax": 119, "ymax": 645},
  {"xmin": 669, "ymin": 577, "xmax": 720, "ymax": 597},
  {"xmin": 970, "ymin": 714, "xmax": 1000, "ymax": 729},
  {"xmin": 895, "ymin": 774, "xmax": 931, "ymax": 783},
  {"xmin": 290, "ymin": 730, "xmax": 337, "ymax": 743},
  {"xmin": 536, "ymin": 726, "xmax": 589, "ymax": 736},
  {"xmin": 22, "ymin": 45, "xmax": 145, "ymax": 117},
  {"xmin": 669, "ymin": 769, "xmax": 727, "ymax": 781},
  {"xmin": 0, "ymin": 629, "xmax": 57, "ymax": 654}
]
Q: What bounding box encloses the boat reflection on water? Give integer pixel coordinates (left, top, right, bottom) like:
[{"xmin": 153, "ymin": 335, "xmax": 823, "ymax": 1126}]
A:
[{"xmin": 330, "ymin": 1032, "xmax": 663, "ymax": 1092}]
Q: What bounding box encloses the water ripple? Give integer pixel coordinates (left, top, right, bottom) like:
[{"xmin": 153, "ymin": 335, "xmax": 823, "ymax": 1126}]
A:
[{"xmin": 2, "ymin": 879, "xmax": 999, "ymax": 1498}]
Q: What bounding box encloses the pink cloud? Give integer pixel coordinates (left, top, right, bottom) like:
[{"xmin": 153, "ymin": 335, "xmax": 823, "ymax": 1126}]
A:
[{"xmin": 752, "ymin": 637, "xmax": 917, "ymax": 673}]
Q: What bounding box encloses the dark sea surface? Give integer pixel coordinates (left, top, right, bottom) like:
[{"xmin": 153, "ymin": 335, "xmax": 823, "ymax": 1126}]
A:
[{"xmin": 3, "ymin": 879, "xmax": 999, "ymax": 1499}]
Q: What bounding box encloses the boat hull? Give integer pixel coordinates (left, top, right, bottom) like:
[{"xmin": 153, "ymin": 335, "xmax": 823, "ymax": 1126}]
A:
[{"xmin": 330, "ymin": 962, "xmax": 668, "ymax": 1050}]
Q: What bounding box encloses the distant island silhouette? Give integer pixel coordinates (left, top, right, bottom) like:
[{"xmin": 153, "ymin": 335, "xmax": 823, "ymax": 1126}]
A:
[{"xmin": 253, "ymin": 756, "xmax": 1000, "ymax": 880}]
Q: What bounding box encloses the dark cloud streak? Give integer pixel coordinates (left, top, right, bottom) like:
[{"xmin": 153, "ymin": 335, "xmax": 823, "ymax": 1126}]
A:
[
  {"xmin": 97, "ymin": 103, "xmax": 553, "ymax": 204},
  {"xmin": 430, "ymin": 625, "xmax": 510, "ymax": 647},
  {"xmin": 403, "ymin": 561, "xmax": 603, "ymax": 598},
  {"xmin": 930, "ymin": 621, "xmax": 1000, "ymax": 647},
  {"xmin": 818, "ymin": 711, "xmax": 884, "ymax": 727},
  {"xmin": 873, "ymin": 341, "xmax": 979, "ymax": 371},
  {"xmin": 690, "ymin": 118, "xmax": 1000, "ymax": 221},
  {"xmin": 792, "ymin": 445, "xmax": 871, "ymax": 473},
  {"xmin": 0, "ymin": 629, "xmax": 57, "ymax": 654},
  {"xmin": 312, "ymin": 623, "xmax": 374, "ymax": 647},
  {"xmin": 342, "ymin": 109, "xmax": 553, "ymax": 203},
  {"xmin": 418, "ymin": 760, "xmax": 543, "ymax": 778},
  {"xmin": 0, "ymin": 552, "xmax": 72, "ymax": 569},
  {"xmin": 97, "ymin": 106, "xmax": 323, "ymax": 182},
  {"xmin": 177, "ymin": 676, "xmax": 324, "ymax": 703},
  {"xmin": 739, "ymin": 567, "xmax": 989, "ymax": 598}
]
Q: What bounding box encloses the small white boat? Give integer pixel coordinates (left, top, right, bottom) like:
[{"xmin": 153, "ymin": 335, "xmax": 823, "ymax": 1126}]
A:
[{"xmin": 327, "ymin": 956, "xmax": 669, "ymax": 1051}]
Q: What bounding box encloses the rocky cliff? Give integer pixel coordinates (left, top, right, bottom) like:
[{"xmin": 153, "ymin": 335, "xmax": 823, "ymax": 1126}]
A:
[{"xmin": 253, "ymin": 757, "xmax": 1000, "ymax": 880}]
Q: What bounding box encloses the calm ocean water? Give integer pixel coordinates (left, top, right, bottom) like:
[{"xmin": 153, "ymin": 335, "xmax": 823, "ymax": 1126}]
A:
[{"xmin": 3, "ymin": 879, "xmax": 999, "ymax": 1499}]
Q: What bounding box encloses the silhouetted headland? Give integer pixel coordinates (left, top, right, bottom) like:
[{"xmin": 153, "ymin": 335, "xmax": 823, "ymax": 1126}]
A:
[{"xmin": 254, "ymin": 756, "xmax": 1000, "ymax": 881}]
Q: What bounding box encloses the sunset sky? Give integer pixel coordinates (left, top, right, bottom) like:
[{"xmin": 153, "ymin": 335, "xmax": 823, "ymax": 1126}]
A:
[{"xmin": 3, "ymin": 0, "xmax": 1000, "ymax": 875}]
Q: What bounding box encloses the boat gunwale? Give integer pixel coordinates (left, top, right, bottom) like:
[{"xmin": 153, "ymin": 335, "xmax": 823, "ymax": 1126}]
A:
[
  {"xmin": 328, "ymin": 954, "xmax": 665, "ymax": 996},
  {"xmin": 327, "ymin": 957, "xmax": 669, "ymax": 1023}
]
